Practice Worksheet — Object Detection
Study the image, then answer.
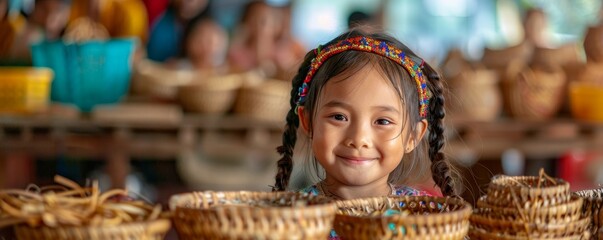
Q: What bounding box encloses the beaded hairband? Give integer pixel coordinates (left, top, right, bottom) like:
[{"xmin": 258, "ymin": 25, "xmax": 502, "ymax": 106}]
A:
[{"xmin": 296, "ymin": 36, "xmax": 430, "ymax": 118}]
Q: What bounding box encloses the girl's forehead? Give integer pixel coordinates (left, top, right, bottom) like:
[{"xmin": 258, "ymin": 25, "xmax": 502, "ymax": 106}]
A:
[{"xmin": 317, "ymin": 64, "xmax": 403, "ymax": 110}]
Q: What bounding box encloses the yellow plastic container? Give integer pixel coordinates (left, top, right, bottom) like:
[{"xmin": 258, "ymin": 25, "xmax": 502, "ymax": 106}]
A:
[
  {"xmin": 569, "ymin": 82, "xmax": 603, "ymax": 122},
  {"xmin": 0, "ymin": 67, "xmax": 53, "ymax": 114}
]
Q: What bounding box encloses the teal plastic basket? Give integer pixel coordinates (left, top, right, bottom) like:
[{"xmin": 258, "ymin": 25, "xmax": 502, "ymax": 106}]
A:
[{"xmin": 31, "ymin": 39, "xmax": 135, "ymax": 112}]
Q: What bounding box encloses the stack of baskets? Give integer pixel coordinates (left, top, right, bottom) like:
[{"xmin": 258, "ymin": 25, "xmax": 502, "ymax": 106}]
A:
[
  {"xmin": 334, "ymin": 196, "xmax": 472, "ymax": 239},
  {"xmin": 470, "ymin": 172, "xmax": 590, "ymax": 239},
  {"xmin": 575, "ymin": 187, "xmax": 603, "ymax": 238},
  {"xmin": 169, "ymin": 191, "xmax": 336, "ymax": 239}
]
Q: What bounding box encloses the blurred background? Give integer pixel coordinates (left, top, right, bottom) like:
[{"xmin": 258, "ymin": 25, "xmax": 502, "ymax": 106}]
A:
[{"xmin": 1, "ymin": 0, "xmax": 603, "ymax": 210}]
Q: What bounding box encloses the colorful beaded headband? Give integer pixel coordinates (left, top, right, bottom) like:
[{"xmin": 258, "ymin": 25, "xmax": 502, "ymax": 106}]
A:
[{"xmin": 296, "ymin": 36, "xmax": 430, "ymax": 118}]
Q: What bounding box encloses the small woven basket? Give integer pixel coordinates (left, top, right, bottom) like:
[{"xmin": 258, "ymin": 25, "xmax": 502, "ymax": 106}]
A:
[
  {"xmin": 334, "ymin": 196, "xmax": 472, "ymax": 240},
  {"xmin": 475, "ymin": 195, "xmax": 583, "ymax": 224},
  {"xmin": 234, "ymin": 79, "xmax": 290, "ymax": 122},
  {"xmin": 486, "ymin": 175, "xmax": 571, "ymax": 208},
  {"xmin": 575, "ymin": 187, "xmax": 603, "ymax": 238},
  {"xmin": 13, "ymin": 219, "xmax": 171, "ymax": 240},
  {"xmin": 178, "ymin": 74, "xmax": 243, "ymax": 114},
  {"xmin": 169, "ymin": 191, "xmax": 336, "ymax": 240}
]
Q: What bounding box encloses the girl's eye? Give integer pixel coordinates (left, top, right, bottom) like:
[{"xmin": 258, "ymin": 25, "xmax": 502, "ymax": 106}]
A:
[
  {"xmin": 376, "ymin": 119, "xmax": 392, "ymax": 125},
  {"xmin": 330, "ymin": 114, "xmax": 347, "ymax": 121}
]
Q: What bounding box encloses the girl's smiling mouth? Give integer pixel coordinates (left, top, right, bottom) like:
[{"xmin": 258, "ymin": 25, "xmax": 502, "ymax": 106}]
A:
[{"xmin": 336, "ymin": 155, "xmax": 378, "ymax": 165}]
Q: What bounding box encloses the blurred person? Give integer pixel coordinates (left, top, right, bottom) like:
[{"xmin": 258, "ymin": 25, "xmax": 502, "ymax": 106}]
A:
[
  {"xmin": 347, "ymin": 10, "xmax": 372, "ymax": 30},
  {"xmin": 169, "ymin": 15, "xmax": 228, "ymax": 73},
  {"xmin": 523, "ymin": 8, "xmax": 551, "ymax": 48},
  {"xmin": 10, "ymin": 0, "xmax": 71, "ymax": 62},
  {"xmin": 227, "ymin": 0, "xmax": 280, "ymax": 75},
  {"xmin": 146, "ymin": 0, "xmax": 210, "ymax": 62},
  {"xmin": 68, "ymin": 0, "xmax": 148, "ymax": 43},
  {"xmin": 0, "ymin": 0, "xmax": 13, "ymax": 58},
  {"xmin": 273, "ymin": 3, "xmax": 305, "ymax": 79}
]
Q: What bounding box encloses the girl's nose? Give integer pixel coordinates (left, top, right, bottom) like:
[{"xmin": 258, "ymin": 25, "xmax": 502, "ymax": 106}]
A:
[{"xmin": 345, "ymin": 121, "xmax": 372, "ymax": 149}]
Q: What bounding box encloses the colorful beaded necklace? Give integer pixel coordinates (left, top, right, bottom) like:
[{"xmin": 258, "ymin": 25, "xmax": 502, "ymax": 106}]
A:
[{"xmin": 296, "ymin": 36, "xmax": 430, "ymax": 118}]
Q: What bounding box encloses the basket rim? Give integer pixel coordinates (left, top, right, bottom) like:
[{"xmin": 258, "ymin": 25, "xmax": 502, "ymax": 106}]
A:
[
  {"xmin": 476, "ymin": 194, "xmax": 583, "ymax": 214},
  {"xmin": 470, "ymin": 213, "xmax": 590, "ymax": 232},
  {"xmin": 489, "ymin": 175, "xmax": 569, "ymax": 190},
  {"xmin": 169, "ymin": 191, "xmax": 336, "ymax": 214},
  {"xmin": 335, "ymin": 195, "xmax": 472, "ymax": 223}
]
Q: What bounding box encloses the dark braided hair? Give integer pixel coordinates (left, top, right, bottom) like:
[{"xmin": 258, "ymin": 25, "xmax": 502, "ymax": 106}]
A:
[
  {"xmin": 423, "ymin": 63, "xmax": 456, "ymax": 196},
  {"xmin": 273, "ymin": 49, "xmax": 317, "ymax": 191},
  {"xmin": 273, "ymin": 29, "xmax": 458, "ymax": 196}
]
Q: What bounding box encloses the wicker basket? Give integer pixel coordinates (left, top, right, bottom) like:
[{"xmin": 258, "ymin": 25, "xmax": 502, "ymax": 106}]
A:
[
  {"xmin": 469, "ymin": 226, "xmax": 588, "ymax": 240},
  {"xmin": 13, "ymin": 219, "xmax": 171, "ymax": 240},
  {"xmin": 470, "ymin": 214, "xmax": 589, "ymax": 238},
  {"xmin": 475, "ymin": 195, "xmax": 583, "ymax": 224},
  {"xmin": 333, "ymin": 196, "xmax": 472, "ymax": 240},
  {"xmin": 177, "ymin": 74, "xmax": 243, "ymax": 114},
  {"xmin": 169, "ymin": 191, "xmax": 336, "ymax": 240},
  {"xmin": 575, "ymin": 187, "xmax": 603, "ymax": 238},
  {"xmin": 485, "ymin": 175, "xmax": 571, "ymax": 208},
  {"xmin": 234, "ymin": 79, "xmax": 290, "ymax": 122}
]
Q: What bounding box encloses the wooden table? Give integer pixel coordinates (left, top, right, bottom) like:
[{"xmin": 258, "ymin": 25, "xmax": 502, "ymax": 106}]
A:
[{"xmin": 1, "ymin": 112, "xmax": 602, "ymax": 189}]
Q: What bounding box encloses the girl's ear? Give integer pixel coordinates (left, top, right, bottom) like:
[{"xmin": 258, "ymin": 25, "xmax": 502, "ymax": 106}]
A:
[
  {"xmin": 297, "ymin": 106, "xmax": 311, "ymax": 136},
  {"xmin": 405, "ymin": 119, "xmax": 428, "ymax": 153}
]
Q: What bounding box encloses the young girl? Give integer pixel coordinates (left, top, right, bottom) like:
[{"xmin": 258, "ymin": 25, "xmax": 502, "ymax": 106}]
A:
[{"xmin": 273, "ymin": 29, "xmax": 458, "ymax": 201}]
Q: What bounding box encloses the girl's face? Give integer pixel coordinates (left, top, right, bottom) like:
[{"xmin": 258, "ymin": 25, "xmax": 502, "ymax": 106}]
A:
[{"xmin": 301, "ymin": 63, "xmax": 417, "ymax": 187}]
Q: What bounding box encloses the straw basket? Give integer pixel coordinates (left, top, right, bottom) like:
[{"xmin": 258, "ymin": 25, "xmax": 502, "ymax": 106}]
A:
[
  {"xmin": 469, "ymin": 214, "xmax": 589, "ymax": 239},
  {"xmin": 13, "ymin": 219, "xmax": 171, "ymax": 240},
  {"xmin": 485, "ymin": 175, "xmax": 571, "ymax": 208},
  {"xmin": 177, "ymin": 74, "xmax": 243, "ymax": 114},
  {"xmin": 482, "ymin": 41, "xmax": 533, "ymax": 69},
  {"xmin": 447, "ymin": 67, "xmax": 502, "ymax": 121},
  {"xmin": 234, "ymin": 79, "xmax": 289, "ymax": 122},
  {"xmin": 334, "ymin": 196, "xmax": 472, "ymax": 240},
  {"xmin": 475, "ymin": 195, "xmax": 583, "ymax": 224},
  {"xmin": 502, "ymin": 64, "xmax": 566, "ymax": 120},
  {"xmin": 169, "ymin": 191, "xmax": 336, "ymax": 240},
  {"xmin": 469, "ymin": 226, "xmax": 587, "ymax": 240},
  {"xmin": 575, "ymin": 187, "xmax": 603, "ymax": 238},
  {"xmin": 131, "ymin": 59, "xmax": 195, "ymax": 101}
]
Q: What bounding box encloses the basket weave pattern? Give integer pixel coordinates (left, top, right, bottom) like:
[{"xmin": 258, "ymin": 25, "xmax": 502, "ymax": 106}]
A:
[
  {"xmin": 575, "ymin": 187, "xmax": 603, "ymax": 238},
  {"xmin": 470, "ymin": 173, "xmax": 590, "ymax": 239},
  {"xmin": 14, "ymin": 219, "xmax": 171, "ymax": 240},
  {"xmin": 169, "ymin": 191, "xmax": 336, "ymax": 240},
  {"xmin": 334, "ymin": 196, "xmax": 472, "ymax": 240}
]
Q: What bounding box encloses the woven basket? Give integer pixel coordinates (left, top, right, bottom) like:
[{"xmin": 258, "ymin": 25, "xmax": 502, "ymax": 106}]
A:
[
  {"xmin": 575, "ymin": 187, "xmax": 603, "ymax": 238},
  {"xmin": 334, "ymin": 196, "xmax": 472, "ymax": 240},
  {"xmin": 469, "ymin": 214, "xmax": 589, "ymax": 238},
  {"xmin": 13, "ymin": 219, "xmax": 171, "ymax": 240},
  {"xmin": 177, "ymin": 74, "xmax": 243, "ymax": 114},
  {"xmin": 469, "ymin": 226, "xmax": 588, "ymax": 240},
  {"xmin": 169, "ymin": 191, "xmax": 336, "ymax": 240},
  {"xmin": 485, "ymin": 175, "xmax": 571, "ymax": 208},
  {"xmin": 475, "ymin": 195, "xmax": 583, "ymax": 224},
  {"xmin": 234, "ymin": 79, "xmax": 290, "ymax": 122},
  {"xmin": 503, "ymin": 64, "xmax": 567, "ymax": 120}
]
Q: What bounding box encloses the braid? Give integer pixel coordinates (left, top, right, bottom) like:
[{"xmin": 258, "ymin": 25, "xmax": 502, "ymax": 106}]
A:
[
  {"xmin": 423, "ymin": 64, "xmax": 456, "ymax": 196},
  {"xmin": 273, "ymin": 50, "xmax": 317, "ymax": 191}
]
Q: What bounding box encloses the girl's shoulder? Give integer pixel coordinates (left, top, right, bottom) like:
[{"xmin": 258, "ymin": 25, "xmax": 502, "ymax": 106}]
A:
[{"xmin": 392, "ymin": 185, "xmax": 432, "ymax": 197}]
